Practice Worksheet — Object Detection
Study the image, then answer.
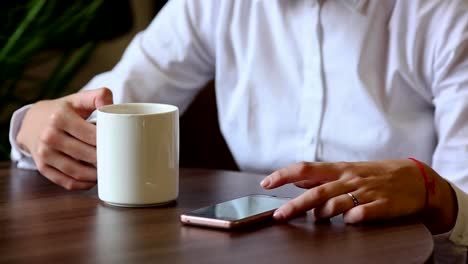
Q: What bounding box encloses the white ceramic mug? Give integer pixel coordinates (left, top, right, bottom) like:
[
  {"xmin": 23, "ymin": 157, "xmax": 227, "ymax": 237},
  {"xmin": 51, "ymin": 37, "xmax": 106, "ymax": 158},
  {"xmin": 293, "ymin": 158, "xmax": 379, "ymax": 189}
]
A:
[{"xmin": 96, "ymin": 103, "xmax": 179, "ymax": 207}]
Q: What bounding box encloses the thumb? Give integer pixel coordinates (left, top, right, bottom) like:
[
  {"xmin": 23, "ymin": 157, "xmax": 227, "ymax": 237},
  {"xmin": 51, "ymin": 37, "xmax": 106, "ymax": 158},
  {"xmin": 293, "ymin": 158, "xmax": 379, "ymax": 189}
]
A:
[{"xmin": 66, "ymin": 88, "xmax": 113, "ymax": 118}]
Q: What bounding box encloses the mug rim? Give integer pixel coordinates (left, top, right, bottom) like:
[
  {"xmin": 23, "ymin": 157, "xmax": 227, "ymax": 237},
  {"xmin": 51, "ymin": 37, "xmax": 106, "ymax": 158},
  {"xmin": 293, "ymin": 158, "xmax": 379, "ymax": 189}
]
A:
[{"xmin": 98, "ymin": 103, "xmax": 178, "ymax": 116}]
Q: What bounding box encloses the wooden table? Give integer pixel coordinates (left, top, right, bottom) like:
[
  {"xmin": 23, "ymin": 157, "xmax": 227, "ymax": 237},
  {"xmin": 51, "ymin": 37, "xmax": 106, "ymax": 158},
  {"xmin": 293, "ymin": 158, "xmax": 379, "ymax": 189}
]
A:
[{"xmin": 0, "ymin": 162, "xmax": 433, "ymax": 263}]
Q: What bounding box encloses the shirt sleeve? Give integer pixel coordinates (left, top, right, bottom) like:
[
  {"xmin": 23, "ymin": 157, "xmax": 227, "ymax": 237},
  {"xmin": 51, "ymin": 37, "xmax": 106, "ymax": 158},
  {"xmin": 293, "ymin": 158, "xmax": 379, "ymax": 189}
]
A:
[
  {"xmin": 9, "ymin": 0, "xmax": 218, "ymax": 168},
  {"xmin": 449, "ymin": 184, "xmax": 468, "ymax": 246},
  {"xmin": 428, "ymin": 0, "xmax": 468, "ymax": 249},
  {"xmin": 432, "ymin": 184, "xmax": 468, "ymax": 263},
  {"xmin": 430, "ymin": 0, "xmax": 468, "ymax": 194},
  {"xmin": 9, "ymin": 105, "xmax": 37, "ymax": 170}
]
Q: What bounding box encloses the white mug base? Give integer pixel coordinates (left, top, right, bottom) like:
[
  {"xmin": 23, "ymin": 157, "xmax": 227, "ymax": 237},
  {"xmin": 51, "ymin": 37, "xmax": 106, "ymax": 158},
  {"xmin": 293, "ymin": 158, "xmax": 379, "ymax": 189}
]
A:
[{"xmin": 102, "ymin": 199, "xmax": 176, "ymax": 208}]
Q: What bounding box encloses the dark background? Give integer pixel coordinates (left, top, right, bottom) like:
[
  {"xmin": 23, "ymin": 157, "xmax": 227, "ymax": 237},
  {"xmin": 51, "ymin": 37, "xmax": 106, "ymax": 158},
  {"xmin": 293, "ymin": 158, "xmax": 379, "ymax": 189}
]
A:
[{"xmin": 1, "ymin": 0, "xmax": 238, "ymax": 171}]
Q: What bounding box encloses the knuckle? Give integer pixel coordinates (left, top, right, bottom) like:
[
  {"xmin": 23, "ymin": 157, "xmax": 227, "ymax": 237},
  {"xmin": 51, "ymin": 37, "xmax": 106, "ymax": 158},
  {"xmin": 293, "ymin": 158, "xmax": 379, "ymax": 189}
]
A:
[
  {"xmin": 349, "ymin": 175, "xmax": 365, "ymax": 186},
  {"xmin": 36, "ymin": 162, "xmax": 48, "ymax": 174},
  {"xmin": 36, "ymin": 145, "xmax": 51, "ymax": 160},
  {"xmin": 62, "ymin": 164, "xmax": 80, "ymax": 180},
  {"xmin": 336, "ymin": 162, "xmax": 352, "ymax": 171},
  {"xmin": 301, "ymin": 188, "xmax": 321, "ymax": 206},
  {"xmin": 269, "ymin": 171, "xmax": 281, "ymax": 183},
  {"xmin": 327, "ymin": 199, "xmax": 340, "ymax": 213},
  {"xmin": 89, "ymin": 151, "xmax": 97, "ymax": 163},
  {"xmin": 82, "ymin": 148, "xmax": 97, "ymax": 164},
  {"xmin": 313, "ymin": 186, "xmax": 327, "ymax": 200},
  {"xmin": 48, "ymin": 111, "xmax": 65, "ymax": 128},
  {"xmin": 288, "ymin": 200, "xmax": 302, "ymax": 214},
  {"xmin": 352, "ymin": 206, "xmax": 368, "ymax": 222},
  {"xmin": 87, "ymin": 133, "xmax": 97, "ymax": 147},
  {"xmin": 62, "ymin": 163, "xmax": 74, "ymax": 175},
  {"xmin": 343, "ymin": 168, "xmax": 358, "ymax": 177},
  {"xmin": 63, "ymin": 180, "xmax": 77, "ymax": 191},
  {"xmin": 98, "ymin": 87, "xmax": 112, "ymax": 97},
  {"xmin": 296, "ymin": 162, "xmax": 310, "ymax": 175},
  {"xmin": 39, "ymin": 128, "xmax": 59, "ymax": 145},
  {"xmin": 340, "ymin": 167, "xmax": 363, "ymax": 183},
  {"xmin": 380, "ymin": 198, "xmax": 394, "ymax": 210}
]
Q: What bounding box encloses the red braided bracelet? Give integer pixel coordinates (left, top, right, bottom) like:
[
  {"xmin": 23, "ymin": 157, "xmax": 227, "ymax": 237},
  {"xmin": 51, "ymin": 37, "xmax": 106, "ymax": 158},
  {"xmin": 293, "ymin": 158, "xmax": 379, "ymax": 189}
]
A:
[{"xmin": 408, "ymin": 157, "xmax": 436, "ymax": 208}]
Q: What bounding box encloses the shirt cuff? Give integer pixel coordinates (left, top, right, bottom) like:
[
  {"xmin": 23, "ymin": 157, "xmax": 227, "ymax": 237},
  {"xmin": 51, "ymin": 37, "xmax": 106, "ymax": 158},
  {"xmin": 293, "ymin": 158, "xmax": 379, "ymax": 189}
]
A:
[
  {"xmin": 9, "ymin": 105, "xmax": 37, "ymax": 170},
  {"xmin": 448, "ymin": 183, "xmax": 468, "ymax": 246}
]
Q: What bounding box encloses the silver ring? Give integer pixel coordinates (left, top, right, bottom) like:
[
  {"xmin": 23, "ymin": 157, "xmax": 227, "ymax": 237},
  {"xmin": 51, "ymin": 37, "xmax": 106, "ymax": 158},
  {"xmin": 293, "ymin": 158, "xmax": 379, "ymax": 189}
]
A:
[{"xmin": 347, "ymin": 192, "xmax": 360, "ymax": 207}]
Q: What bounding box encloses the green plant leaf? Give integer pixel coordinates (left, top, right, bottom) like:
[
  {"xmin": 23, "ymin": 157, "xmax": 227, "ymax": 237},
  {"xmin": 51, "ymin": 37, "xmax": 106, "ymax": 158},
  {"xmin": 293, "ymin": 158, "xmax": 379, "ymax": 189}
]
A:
[
  {"xmin": 0, "ymin": 0, "xmax": 47, "ymax": 62},
  {"xmin": 0, "ymin": 0, "xmax": 136, "ymax": 160}
]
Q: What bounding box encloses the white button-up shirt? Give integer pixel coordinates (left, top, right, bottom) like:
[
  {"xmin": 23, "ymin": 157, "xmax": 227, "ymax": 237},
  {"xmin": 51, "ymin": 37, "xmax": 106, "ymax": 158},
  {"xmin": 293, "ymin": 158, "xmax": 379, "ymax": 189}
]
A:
[{"xmin": 9, "ymin": 0, "xmax": 468, "ymax": 259}]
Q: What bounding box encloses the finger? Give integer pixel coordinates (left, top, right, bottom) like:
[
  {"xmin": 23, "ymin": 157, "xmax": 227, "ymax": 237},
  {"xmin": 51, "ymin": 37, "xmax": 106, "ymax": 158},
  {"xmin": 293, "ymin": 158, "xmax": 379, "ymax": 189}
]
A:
[
  {"xmin": 314, "ymin": 189, "xmax": 372, "ymax": 219},
  {"xmin": 65, "ymin": 88, "xmax": 113, "ymax": 118},
  {"xmin": 37, "ymin": 163, "xmax": 96, "ymax": 191},
  {"xmin": 261, "ymin": 162, "xmax": 343, "ymax": 189},
  {"xmin": 273, "ymin": 179, "xmax": 350, "ymax": 220},
  {"xmin": 314, "ymin": 193, "xmax": 356, "ymax": 219},
  {"xmin": 65, "ymin": 114, "xmax": 97, "ymax": 146},
  {"xmin": 41, "ymin": 127, "xmax": 96, "ymax": 163},
  {"xmin": 50, "ymin": 107, "xmax": 97, "ymax": 146},
  {"xmin": 42, "ymin": 149, "xmax": 97, "ymax": 182},
  {"xmin": 294, "ymin": 180, "xmax": 322, "ymax": 189},
  {"xmin": 343, "ymin": 200, "xmax": 397, "ymax": 224},
  {"xmin": 294, "ymin": 169, "xmax": 366, "ymax": 190}
]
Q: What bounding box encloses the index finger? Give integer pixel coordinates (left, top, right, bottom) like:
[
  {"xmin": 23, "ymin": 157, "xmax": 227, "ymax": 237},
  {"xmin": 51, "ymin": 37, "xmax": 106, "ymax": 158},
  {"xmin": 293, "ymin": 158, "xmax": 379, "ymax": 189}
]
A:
[
  {"xmin": 273, "ymin": 179, "xmax": 349, "ymax": 220},
  {"xmin": 261, "ymin": 162, "xmax": 344, "ymax": 189},
  {"xmin": 60, "ymin": 109, "xmax": 97, "ymax": 146}
]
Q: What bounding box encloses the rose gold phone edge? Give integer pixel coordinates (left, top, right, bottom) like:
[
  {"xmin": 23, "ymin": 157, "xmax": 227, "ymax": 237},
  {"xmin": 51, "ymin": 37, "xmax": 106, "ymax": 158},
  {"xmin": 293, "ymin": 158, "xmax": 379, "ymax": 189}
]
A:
[{"xmin": 180, "ymin": 209, "xmax": 277, "ymax": 229}]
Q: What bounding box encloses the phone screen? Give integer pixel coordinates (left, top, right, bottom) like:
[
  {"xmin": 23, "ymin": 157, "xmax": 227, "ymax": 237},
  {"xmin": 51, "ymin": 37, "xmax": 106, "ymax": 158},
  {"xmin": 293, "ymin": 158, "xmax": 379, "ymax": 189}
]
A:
[{"xmin": 186, "ymin": 195, "xmax": 290, "ymax": 221}]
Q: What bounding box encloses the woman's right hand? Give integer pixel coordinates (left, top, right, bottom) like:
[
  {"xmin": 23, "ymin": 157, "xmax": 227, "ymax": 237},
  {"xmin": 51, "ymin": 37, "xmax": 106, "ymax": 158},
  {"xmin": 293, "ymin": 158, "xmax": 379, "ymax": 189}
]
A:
[{"xmin": 16, "ymin": 88, "xmax": 113, "ymax": 190}]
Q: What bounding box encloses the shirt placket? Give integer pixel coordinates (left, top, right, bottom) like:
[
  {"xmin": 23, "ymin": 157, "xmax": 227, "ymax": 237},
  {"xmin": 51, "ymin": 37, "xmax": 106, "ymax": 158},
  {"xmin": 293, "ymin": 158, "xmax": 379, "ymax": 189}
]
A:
[{"xmin": 299, "ymin": 0, "xmax": 325, "ymax": 162}]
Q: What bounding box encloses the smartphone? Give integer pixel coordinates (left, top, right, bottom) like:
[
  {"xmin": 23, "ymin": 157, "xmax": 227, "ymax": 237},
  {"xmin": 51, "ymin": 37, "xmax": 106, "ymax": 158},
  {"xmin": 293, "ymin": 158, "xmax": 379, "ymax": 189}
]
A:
[{"xmin": 180, "ymin": 194, "xmax": 291, "ymax": 229}]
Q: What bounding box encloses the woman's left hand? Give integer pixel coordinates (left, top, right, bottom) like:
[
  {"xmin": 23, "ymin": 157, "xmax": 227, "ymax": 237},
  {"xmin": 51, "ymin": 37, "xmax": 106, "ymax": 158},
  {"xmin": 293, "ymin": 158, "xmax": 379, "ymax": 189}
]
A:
[{"xmin": 260, "ymin": 159, "xmax": 457, "ymax": 233}]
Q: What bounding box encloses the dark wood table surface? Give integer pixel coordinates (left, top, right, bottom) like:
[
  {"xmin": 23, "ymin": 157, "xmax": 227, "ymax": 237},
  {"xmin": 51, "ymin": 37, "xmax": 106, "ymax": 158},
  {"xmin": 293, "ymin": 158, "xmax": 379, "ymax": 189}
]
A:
[{"xmin": 0, "ymin": 161, "xmax": 434, "ymax": 264}]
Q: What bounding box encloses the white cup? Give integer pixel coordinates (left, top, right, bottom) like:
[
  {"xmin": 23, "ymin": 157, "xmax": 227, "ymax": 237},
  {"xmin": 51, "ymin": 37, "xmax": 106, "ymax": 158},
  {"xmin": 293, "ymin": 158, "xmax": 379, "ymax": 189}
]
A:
[{"xmin": 96, "ymin": 103, "xmax": 179, "ymax": 207}]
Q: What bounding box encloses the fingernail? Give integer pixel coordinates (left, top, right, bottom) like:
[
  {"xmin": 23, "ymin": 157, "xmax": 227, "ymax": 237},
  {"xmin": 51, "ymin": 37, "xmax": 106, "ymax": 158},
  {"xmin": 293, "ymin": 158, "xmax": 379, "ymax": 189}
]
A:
[
  {"xmin": 260, "ymin": 178, "xmax": 271, "ymax": 188},
  {"xmin": 273, "ymin": 209, "xmax": 285, "ymax": 220}
]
